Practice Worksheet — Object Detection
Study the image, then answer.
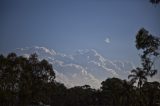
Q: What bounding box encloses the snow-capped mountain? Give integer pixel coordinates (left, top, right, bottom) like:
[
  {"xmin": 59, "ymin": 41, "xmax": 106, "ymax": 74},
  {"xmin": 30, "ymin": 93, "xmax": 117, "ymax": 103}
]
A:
[{"xmin": 14, "ymin": 46, "xmax": 135, "ymax": 88}]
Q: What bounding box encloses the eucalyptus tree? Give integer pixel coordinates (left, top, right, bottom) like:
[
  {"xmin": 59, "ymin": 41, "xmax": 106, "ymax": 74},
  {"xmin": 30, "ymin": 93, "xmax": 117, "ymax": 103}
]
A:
[{"xmin": 136, "ymin": 28, "xmax": 160, "ymax": 77}]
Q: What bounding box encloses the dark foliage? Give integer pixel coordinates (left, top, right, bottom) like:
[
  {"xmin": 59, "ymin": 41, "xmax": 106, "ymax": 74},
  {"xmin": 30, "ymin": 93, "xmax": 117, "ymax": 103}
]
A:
[
  {"xmin": 127, "ymin": 28, "xmax": 160, "ymax": 106},
  {"xmin": 150, "ymin": 0, "xmax": 160, "ymax": 4},
  {"xmin": 0, "ymin": 53, "xmax": 160, "ymax": 106},
  {"xmin": 129, "ymin": 28, "xmax": 160, "ymax": 90},
  {"xmin": 136, "ymin": 28, "xmax": 160, "ymax": 77},
  {"xmin": 0, "ymin": 53, "xmax": 56, "ymax": 106}
]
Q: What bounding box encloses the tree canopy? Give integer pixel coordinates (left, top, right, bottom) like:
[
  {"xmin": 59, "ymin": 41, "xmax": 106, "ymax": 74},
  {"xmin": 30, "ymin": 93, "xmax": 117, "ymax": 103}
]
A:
[
  {"xmin": 150, "ymin": 0, "xmax": 160, "ymax": 4},
  {"xmin": 0, "ymin": 52, "xmax": 160, "ymax": 106}
]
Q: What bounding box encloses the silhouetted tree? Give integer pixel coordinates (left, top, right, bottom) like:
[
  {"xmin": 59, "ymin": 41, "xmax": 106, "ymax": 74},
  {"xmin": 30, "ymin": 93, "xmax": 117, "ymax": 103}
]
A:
[
  {"xmin": 0, "ymin": 53, "xmax": 21, "ymax": 105},
  {"xmin": 127, "ymin": 28, "xmax": 160, "ymax": 106},
  {"xmin": 1, "ymin": 52, "xmax": 160, "ymax": 106},
  {"xmin": 150, "ymin": 0, "xmax": 160, "ymax": 4},
  {"xmin": 66, "ymin": 85, "xmax": 95, "ymax": 106},
  {"xmin": 0, "ymin": 53, "xmax": 56, "ymax": 106},
  {"xmin": 128, "ymin": 67, "xmax": 147, "ymax": 88},
  {"xmin": 142, "ymin": 81, "xmax": 160, "ymax": 106},
  {"xmin": 101, "ymin": 78, "xmax": 124, "ymax": 106},
  {"xmin": 136, "ymin": 28, "xmax": 160, "ymax": 77},
  {"xmin": 120, "ymin": 80, "xmax": 136, "ymax": 106}
]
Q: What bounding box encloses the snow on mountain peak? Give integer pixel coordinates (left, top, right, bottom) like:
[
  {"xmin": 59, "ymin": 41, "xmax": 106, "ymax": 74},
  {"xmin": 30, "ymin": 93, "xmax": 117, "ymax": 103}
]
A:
[
  {"xmin": 14, "ymin": 46, "xmax": 135, "ymax": 88},
  {"xmin": 34, "ymin": 46, "xmax": 56, "ymax": 55},
  {"xmin": 16, "ymin": 46, "xmax": 57, "ymax": 57}
]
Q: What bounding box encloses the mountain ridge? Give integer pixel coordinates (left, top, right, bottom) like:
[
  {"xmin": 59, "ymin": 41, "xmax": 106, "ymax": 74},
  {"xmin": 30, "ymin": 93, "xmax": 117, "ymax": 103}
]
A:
[{"xmin": 14, "ymin": 46, "xmax": 136, "ymax": 88}]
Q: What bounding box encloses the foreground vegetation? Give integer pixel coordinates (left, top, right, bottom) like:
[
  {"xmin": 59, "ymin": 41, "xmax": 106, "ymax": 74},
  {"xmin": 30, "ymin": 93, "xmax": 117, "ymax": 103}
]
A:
[
  {"xmin": 0, "ymin": 28, "xmax": 160, "ymax": 106},
  {"xmin": 0, "ymin": 53, "xmax": 160, "ymax": 106}
]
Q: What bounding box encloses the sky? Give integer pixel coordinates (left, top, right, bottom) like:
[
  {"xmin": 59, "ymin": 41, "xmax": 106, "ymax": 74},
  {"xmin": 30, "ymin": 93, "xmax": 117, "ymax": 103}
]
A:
[{"xmin": 0, "ymin": 0, "xmax": 160, "ymax": 65}]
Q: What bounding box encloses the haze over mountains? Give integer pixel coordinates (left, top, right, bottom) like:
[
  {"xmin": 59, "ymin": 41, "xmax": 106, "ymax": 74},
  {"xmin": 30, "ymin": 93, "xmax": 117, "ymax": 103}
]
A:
[{"xmin": 12, "ymin": 46, "xmax": 159, "ymax": 88}]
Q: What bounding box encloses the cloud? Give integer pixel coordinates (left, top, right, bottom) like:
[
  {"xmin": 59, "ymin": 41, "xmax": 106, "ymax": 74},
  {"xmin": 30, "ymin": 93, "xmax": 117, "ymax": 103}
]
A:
[{"xmin": 105, "ymin": 37, "xmax": 110, "ymax": 44}]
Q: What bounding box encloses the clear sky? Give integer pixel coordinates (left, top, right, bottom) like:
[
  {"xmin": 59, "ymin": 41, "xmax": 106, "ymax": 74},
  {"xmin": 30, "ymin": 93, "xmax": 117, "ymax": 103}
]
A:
[{"xmin": 0, "ymin": 0, "xmax": 160, "ymax": 64}]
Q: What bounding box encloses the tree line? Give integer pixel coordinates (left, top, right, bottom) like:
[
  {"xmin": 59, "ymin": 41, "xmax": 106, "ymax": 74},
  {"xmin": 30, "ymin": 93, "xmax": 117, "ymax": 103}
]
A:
[{"xmin": 0, "ymin": 28, "xmax": 160, "ymax": 106}]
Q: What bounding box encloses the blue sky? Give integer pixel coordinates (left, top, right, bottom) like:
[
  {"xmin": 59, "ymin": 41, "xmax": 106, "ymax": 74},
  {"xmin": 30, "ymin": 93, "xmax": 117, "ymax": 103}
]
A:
[{"xmin": 0, "ymin": 0, "xmax": 160, "ymax": 64}]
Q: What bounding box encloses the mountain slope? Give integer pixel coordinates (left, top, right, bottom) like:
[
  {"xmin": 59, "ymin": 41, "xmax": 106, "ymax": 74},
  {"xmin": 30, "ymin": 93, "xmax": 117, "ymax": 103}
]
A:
[{"xmin": 14, "ymin": 46, "xmax": 135, "ymax": 88}]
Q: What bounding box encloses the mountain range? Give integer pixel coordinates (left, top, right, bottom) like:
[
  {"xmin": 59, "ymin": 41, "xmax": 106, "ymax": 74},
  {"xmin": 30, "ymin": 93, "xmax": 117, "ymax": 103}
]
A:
[{"xmin": 13, "ymin": 46, "xmax": 159, "ymax": 88}]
